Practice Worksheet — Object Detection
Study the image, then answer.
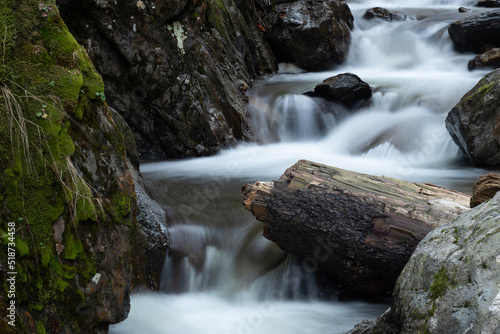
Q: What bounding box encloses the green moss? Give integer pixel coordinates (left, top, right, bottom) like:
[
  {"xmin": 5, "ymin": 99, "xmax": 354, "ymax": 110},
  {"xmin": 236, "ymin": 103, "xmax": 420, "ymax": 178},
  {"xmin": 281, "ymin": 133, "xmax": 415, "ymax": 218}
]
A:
[
  {"xmin": 58, "ymin": 122, "xmax": 76, "ymax": 156},
  {"xmin": 429, "ymin": 266, "xmax": 450, "ymax": 300},
  {"xmin": 478, "ymin": 82, "xmax": 494, "ymax": 94},
  {"xmin": 61, "ymin": 232, "xmax": 83, "ymax": 260},
  {"xmin": 40, "ymin": 246, "xmax": 51, "ymax": 267},
  {"xmin": 31, "ymin": 304, "xmax": 43, "ymax": 312},
  {"xmin": 16, "ymin": 237, "xmax": 30, "ymax": 256},
  {"xmin": 36, "ymin": 321, "xmax": 46, "ymax": 334}
]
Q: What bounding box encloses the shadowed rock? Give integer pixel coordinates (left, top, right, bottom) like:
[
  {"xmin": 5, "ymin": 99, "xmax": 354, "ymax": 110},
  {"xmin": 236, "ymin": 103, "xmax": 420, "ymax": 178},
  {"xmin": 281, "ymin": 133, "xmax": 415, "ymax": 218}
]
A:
[
  {"xmin": 449, "ymin": 9, "xmax": 500, "ymax": 52},
  {"xmin": 363, "ymin": 7, "xmax": 408, "ymax": 21},
  {"xmin": 264, "ymin": 0, "xmax": 353, "ymax": 71},
  {"xmin": 307, "ymin": 73, "xmax": 372, "ymax": 107}
]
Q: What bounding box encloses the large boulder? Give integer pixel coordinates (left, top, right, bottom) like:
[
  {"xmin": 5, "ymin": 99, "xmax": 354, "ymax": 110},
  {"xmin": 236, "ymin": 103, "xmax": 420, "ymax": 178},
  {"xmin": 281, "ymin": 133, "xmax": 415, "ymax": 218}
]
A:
[
  {"xmin": 264, "ymin": 0, "xmax": 353, "ymax": 71},
  {"xmin": 448, "ymin": 9, "xmax": 500, "ymax": 52},
  {"xmin": 470, "ymin": 173, "xmax": 500, "ymax": 208},
  {"xmin": 307, "ymin": 73, "xmax": 372, "ymax": 107},
  {"xmin": 468, "ymin": 47, "xmax": 500, "ymax": 70},
  {"xmin": 348, "ymin": 192, "xmax": 500, "ymax": 333},
  {"xmin": 445, "ymin": 68, "xmax": 500, "ymax": 167},
  {"xmin": 59, "ymin": 0, "xmax": 277, "ymax": 160},
  {"xmin": 242, "ymin": 160, "xmax": 470, "ymax": 298}
]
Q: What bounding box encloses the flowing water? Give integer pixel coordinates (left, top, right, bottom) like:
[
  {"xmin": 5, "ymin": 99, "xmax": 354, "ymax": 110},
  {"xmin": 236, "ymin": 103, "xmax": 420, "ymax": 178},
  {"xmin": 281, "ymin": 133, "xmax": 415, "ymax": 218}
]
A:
[{"xmin": 110, "ymin": 1, "xmax": 493, "ymax": 333}]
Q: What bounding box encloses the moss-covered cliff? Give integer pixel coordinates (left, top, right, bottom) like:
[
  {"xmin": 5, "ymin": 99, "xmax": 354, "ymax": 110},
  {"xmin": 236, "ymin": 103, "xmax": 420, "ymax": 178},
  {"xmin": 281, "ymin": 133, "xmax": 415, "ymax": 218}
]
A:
[{"xmin": 0, "ymin": 1, "xmax": 144, "ymax": 332}]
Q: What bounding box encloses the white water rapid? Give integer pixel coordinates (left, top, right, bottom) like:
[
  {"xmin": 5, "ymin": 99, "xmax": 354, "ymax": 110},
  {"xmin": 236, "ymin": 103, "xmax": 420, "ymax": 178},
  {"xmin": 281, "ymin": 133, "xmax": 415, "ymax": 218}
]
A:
[{"xmin": 110, "ymin": 1, "xmax": 493, "ymax": 333}]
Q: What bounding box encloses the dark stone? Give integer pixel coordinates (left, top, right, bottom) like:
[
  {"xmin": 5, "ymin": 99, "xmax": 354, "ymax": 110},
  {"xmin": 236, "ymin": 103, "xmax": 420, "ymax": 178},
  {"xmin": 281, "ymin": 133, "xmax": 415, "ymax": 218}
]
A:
[
  {"xmin": 445, "ymin": 68, "xmax": 500, "ymax": 167},
  {"xmin": 307, "ymin": 73, "xmax": 372, "ymax": 107},
  {"xmin": 475, "ymin": 0, "xmax": 500, "ymax": 7},
  {"xmin": 264, "ymin": 0, "xmax": 353, "ymax": 71},
  {"xmin": 448, "ymin": 9, "xmax": 500, "ymax": 52},
  {"xmin": 470, "ymin": 173, "xmax": 500, "ymax": 208},
  {"xmin": 459, "ymin": 7, "xmax": 470, "ymax": 12},
  {"xmin": 468, "ymin": 47, "xmax": 500, "ymax": 70},
  {"xmin": 363, "ymin": 7, "xmax": 408, "ymax": 21},
  {"xmin": 58, "ymin": 0, "xmax": 277, "ymax": 160}
]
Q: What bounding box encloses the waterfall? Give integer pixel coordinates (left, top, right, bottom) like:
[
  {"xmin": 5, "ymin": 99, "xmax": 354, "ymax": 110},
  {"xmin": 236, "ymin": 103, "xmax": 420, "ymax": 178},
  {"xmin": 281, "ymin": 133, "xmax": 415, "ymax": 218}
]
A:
[{"xmin": 110, "ymin": 1, "xmax": 492, "ymax": 333}]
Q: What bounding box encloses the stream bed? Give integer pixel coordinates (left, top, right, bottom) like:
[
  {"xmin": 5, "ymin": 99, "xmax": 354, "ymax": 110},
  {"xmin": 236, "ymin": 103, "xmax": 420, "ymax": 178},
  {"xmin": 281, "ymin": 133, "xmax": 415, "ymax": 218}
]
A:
[{"xmin": 110, "ymin": 0, "xmax": 492, "ymax": 332}]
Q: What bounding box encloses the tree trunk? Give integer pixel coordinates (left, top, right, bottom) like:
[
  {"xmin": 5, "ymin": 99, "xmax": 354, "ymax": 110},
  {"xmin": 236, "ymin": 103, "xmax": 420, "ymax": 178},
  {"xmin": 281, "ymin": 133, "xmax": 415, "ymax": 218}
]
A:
[{"xmin": 242, "ymin": 160, "xmax": 470, "ymax": 298}]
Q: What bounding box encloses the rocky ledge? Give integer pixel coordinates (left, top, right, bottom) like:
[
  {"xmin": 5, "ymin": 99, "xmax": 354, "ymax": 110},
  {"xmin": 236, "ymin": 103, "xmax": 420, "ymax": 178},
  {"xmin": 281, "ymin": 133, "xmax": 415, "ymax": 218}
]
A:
[{"xmin": 242, "ymin": 160, "xmax": 469, "ymax": 298}]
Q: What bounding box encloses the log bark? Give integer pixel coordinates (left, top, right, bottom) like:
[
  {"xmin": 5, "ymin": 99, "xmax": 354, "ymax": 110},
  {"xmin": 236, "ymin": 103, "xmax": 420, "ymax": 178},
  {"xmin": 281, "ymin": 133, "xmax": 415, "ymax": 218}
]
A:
[{"xmin": 242, "ymin": 160, "xmax": 470, "ymax": 298}]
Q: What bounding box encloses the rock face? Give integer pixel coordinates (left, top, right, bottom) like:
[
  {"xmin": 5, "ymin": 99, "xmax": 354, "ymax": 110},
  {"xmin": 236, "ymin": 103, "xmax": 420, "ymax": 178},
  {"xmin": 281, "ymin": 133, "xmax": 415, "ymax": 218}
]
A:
[
  {"xmin": 448, "ymin": 9, "xmax": 500, "ymax": 52},
  {"xmin": 468, "ymin": 47, "xmax": 500, "ymax": 70},
  {"xmin": 348, "ymin": 193, "xmax": 500, "ymax": 334},
  {"xmin": 264, "ymin": 0, "xmax": 353, "ymax": 71},
  {"xmin": 363, "ymin": 7, "xmax": 408, "ymax": 21},
  {"xmin": 445, "ymin": 68, "xmax": 500, "ymax": 167},
  {"xmin": 0, "ymin": 1, "xmax": 165, "ymax": 332},
  {"xmin": 470, "ymin": 173, "xmax": 500, "ymax": 208},
  {"xmin": 59, "ymin": 0, "xmax": 277, "ymax": 160},
  {"xmin": 307, "ymin": 73, "xmax": 372, "ymax": 107},
  {"xmin": 242, "ymin": 160, "xmax": 470, "ymax": 298}
]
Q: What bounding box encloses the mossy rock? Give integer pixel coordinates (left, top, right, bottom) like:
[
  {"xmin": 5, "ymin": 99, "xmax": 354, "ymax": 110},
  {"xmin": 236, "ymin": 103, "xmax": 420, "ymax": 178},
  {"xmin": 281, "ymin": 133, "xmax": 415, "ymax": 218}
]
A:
[{"xmin": 0, "ymin": 0, "xmax": 139, "ymax": 332}]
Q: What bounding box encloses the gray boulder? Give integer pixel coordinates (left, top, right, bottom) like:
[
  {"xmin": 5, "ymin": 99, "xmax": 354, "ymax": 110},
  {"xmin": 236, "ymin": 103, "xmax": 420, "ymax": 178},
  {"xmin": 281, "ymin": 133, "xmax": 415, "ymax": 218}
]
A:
[
  {"xmin": 265, "ymin": 0, "xmax": 353, "ymax": 71},
  {"xmin": 445, "ymin": 68, "xmax": 500, "ymax": 167},
  {"xmin": 349, "ymin": 192, "xmax": 500, "ymax": 334}
]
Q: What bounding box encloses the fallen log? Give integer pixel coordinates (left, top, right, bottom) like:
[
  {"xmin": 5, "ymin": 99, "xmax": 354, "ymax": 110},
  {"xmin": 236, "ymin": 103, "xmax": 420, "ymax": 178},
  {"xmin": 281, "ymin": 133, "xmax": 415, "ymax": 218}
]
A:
[{"xmin": 242, "ymin": 160, "xmax": 470, "ymax": 298}]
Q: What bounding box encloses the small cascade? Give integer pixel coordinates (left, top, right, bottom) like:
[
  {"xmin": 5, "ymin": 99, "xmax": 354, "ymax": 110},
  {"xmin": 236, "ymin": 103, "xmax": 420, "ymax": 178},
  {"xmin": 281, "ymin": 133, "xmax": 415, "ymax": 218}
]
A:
[{"xmin": 110, "ymin": 0, "xmax": 493, "ymax": 333}]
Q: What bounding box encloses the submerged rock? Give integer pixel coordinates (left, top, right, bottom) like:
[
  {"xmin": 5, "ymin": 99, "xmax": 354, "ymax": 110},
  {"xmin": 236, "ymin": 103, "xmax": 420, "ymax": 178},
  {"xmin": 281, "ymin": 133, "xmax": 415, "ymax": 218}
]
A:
[
  {"xmin": 363, "ymin": 7, "xmax": 408, "ymax": 21},
  {"xmin": 468, "ymin": 47, "xmax": 500, "ymax": 70},
  {"xmin": 448, "ymin": 9, "xmax": 500, "ymax": 52},
  {"xmin": 264, "ymin": 0, "xmax": 353, "ymax": 71},
  {"xmin": 470, "ymin": 173, "xmax": 500, "ymax": 208},
  {"xmin": 445, "ymin": 68, "xmax": 500, "ymax": 167},
  {"xmin": 59, "ymin": 0, "xmax": 277, "ymax": 160},
  {"xmin": 348, "ymin": 193, "xmax": 500, "ymax": 333},
  {"xmin": 242, "ymin": 160, "xmax": 470, "ymax": 298},
  {"xmin": 307, "ymin": 73, "xmax": 372, "ymax": 107}
]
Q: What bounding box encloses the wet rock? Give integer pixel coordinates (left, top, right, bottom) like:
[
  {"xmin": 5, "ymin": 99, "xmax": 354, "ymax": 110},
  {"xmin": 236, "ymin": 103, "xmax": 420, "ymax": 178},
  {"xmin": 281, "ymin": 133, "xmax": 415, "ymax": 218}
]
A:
[
  {"xmin": 363, "ymin": 7, "xmax": 408, "ymax": 21},
  {"xmin": 445, "ymin": 68, "xmax": 500, "ymax": 167},
  {"xmin": 459, "ymin": 7, "xmax": 470, "ymax": 12},
  {"xmin": 348, "ymin": 193, "xmax": 500, "ymax": 334},
  {"xmin": 468, "ymin": 47, "xmax": 500, "ymax": 70},
  {"xmin": 59, "ymin": 0, "xmax": 277, "ymax": 160},
  {"xmin": 448, "ymin": 9, "xmax": 500, "ymax": 52},
  {"xmin": 307, "ymin": 73, "xmax": 372, "ymax": 107},
  {"xmin": 242, "ymin": 160, "xmax": 470, "ymax": 298},
  {"xmin": 470, "ymin": 173, "xmax": 500, "ymax": 208},
  {"xmin": 475, "ymin": 0, "xmax": 500, "ymax": 7},
  {"xmin": 264, "ymin": 0, "xmax": 353, "ymax": 71}
]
